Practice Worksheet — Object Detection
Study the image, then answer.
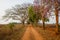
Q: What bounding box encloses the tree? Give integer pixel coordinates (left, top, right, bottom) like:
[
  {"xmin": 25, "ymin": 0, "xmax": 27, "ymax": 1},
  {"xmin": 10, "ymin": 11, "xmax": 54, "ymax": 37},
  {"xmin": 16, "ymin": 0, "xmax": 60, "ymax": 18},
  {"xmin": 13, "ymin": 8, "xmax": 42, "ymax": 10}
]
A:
[
  {"xmin": 3, "ymin": 4, "xmax": 32, "ymax": 25},
  {"xmin": 34, "ymin": 0, "xmax": 50, "ymax": 29},
  {"xmin": 44, "ymin": 0, "xmax": 60, "ymax": 33},
  {"xmin": 40, "ymin": 5, "xmax": 50, "ymax": 29},
  {"xmin": 54, "ymin": 0, "xmax": 60, "ymax": 33},
  {"xmin": 28, "ymin": 6, "xmax": 37, "ymax": 25},
  {"xmin": 41, "ymin": 0, "xmax": 60, "ymax": 33}
]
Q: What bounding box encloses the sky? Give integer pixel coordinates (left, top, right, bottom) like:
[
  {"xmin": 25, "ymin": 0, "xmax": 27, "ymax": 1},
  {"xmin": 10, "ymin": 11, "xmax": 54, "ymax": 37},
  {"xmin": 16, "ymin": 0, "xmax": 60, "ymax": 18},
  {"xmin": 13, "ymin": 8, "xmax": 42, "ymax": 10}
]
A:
[
  {"xmin": 0, "ymin": 0, "xmax": 34, "ymax": 24},
  {"xmin": 0, "ymin": 0, "xmax": 59, "ymax": 24}
]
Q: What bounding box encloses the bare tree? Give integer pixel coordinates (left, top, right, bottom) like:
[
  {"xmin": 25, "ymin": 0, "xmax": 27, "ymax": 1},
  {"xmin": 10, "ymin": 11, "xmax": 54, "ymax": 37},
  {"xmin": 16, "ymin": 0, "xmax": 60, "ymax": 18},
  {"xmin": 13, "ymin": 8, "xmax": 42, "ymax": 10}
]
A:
[
  {"xmin": 3, "ymin": 3, "xmax": 32, "ymax": 24},
  {"xmin": 34, "ymin": 0, "xmax": 51, "ymax": 29}
]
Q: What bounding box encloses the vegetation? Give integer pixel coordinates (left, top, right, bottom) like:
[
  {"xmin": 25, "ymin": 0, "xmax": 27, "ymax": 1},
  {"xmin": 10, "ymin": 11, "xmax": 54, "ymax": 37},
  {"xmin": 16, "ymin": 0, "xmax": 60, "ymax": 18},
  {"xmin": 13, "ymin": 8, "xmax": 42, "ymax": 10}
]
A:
[
  {"xmin": 42, "ymin": 0, "xmax": 60, "ymax": 33},
  {"xmin": 28, "ymin": 6, "xmax": 37, "ymax": 24},
  {"xmin": 0, "ymin": 24, "xmax": 26, "ymax": 40},
  {"xmin": 1, "ymin": 0, "xmax": 60, "ymax": 40},
  {"xmin": 35, "ymin": 26, "xmax": 60, "ymax": 40},
  {"xmin": 7, "ymin": 22, "xmax": 16, "ymax": 32},
  {"xmin": 3, "ymin": 4, "xmax": 31, "ymax": 25}
]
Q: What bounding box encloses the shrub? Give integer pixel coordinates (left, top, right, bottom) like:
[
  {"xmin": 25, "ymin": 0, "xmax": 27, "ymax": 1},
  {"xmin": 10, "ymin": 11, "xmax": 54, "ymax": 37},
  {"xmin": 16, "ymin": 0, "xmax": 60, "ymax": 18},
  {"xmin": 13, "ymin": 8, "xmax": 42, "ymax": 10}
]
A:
[{"xmin": 8, "ymin": 22, "xmax": 16, "ymax": 32}]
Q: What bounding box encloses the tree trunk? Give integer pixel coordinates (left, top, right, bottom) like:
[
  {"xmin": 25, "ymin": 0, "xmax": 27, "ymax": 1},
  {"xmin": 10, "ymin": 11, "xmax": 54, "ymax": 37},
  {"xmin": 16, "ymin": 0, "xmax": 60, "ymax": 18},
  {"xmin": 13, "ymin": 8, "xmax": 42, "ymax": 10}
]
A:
[
  {"xmin": 42, "ymin": 16, "xmax": 45, "ymax": 30},
  {"xmin": 55, "ymin": 8, "xmax": 59, "ymax": 33},
  {"xmin": 22, "ymin": 21, "xmax": 24, "ymax": 24},
  {"xmin": 54, "ymin": 1, "xmax": 59, "ymax": 34},
  {"xmin": 22, "ymin": 21, "xmax": 25, "ymax": 27}
]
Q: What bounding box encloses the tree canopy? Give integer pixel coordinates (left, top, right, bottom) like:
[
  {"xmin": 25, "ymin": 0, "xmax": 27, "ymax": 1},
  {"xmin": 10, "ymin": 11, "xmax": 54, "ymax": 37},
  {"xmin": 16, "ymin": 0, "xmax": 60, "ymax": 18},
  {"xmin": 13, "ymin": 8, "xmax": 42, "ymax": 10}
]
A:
[
  {"xmin": 28, "ymin": 6, "xmax": 37, "ymax": 24},
  {"xmin": 3, "ymin": 3, "xmax": 32, "ymax": 24}
]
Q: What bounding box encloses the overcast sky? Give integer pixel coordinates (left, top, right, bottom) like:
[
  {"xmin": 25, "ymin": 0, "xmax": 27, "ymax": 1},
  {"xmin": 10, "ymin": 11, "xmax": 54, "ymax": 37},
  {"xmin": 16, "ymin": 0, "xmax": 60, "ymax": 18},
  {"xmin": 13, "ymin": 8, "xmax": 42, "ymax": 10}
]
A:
[
  {"xmin": 0, "ymin": 0, "xmax": 59, "ymax": 24},
  {"xmin": 0, "ymin": 0, "xmax": 34, "ymax": 24}
]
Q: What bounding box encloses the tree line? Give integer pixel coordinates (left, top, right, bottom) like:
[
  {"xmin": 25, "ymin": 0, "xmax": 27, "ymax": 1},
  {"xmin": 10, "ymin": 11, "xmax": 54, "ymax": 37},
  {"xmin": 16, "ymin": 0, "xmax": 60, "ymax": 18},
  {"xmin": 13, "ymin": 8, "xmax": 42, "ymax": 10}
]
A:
[
  {"xmin": 3, "ymin": 0, "xmax": 60, "ymax": 34},
  {"xmin": 34, "ymin": 0, "xmax": 60, "ymax": 34}
]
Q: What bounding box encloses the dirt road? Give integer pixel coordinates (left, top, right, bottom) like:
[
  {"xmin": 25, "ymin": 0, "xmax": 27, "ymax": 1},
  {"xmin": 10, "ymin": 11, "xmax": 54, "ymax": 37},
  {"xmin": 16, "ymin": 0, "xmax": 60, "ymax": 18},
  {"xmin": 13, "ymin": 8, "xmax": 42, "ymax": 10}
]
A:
[{"xmin": 21, "ymin": 25, "xmax": 43, "ymax": 40}]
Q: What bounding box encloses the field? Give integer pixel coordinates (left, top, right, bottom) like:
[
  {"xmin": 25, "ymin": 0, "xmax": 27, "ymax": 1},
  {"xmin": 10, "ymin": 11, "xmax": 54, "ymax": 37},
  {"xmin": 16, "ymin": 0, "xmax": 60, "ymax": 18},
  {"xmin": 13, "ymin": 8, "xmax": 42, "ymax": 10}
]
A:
[
  {"xmin": 35, "ymin": 24, "xmax": 60, "ymax": 40},
  {"xmin": 0, "ymin": 24, "xmax": 27, "ymax": 40},
  {"xmin": 0, "ymin": 24, "xmax": 60, "ymax": 40}
]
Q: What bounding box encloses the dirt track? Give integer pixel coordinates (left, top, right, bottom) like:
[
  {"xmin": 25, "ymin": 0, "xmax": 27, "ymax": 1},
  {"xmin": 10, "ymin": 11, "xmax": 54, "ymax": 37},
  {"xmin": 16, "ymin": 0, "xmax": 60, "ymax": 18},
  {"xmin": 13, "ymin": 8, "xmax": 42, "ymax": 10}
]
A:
[{"xmin": 21, "ymin": 25, "xmax": 43, "ymax": 40}]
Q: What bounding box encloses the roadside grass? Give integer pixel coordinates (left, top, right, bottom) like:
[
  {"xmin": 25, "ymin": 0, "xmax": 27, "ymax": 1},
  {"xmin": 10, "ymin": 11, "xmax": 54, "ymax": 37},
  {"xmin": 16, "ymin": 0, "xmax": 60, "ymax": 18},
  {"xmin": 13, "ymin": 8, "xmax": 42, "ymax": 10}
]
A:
[
  {"xmin": 35, "ymin": 27, "xmax": 60, "ymax": 40},
  {"xmin": 0, "ymin": 24, "xmax": 27, "ymax": 40}
]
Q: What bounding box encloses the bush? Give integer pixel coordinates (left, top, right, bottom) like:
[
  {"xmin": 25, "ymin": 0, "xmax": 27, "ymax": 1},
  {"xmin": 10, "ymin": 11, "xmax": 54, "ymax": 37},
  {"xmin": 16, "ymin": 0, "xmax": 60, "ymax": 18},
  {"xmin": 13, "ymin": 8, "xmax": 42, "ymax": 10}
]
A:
[
  {"xmin": 58, "ymin": 25, "xmax": 60, "ymax": 32},
  {"xmin": 8, "ymin": 22, "xmax": 16, "ymax": 32}
]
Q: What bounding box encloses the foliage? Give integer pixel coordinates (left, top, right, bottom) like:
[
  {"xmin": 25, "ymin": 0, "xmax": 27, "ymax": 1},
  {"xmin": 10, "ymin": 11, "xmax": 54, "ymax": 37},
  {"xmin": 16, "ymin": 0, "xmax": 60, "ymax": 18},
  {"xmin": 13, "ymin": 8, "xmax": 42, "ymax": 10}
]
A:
[
  {"xmin": 8, "ymin": 22, "xmax": 15, "ymax": 31},
  {"xmin": 3, "ymin": 4, "xmax": 31, "ymax": 24},
  {"xmin": 44, "ymin": 18, "xmax": 49, "ymax": 22},
  {"xmin": 28, "ymin": 6, "xmax": 37, "ymax": 24},
  {"xmin": 0, "ymin": 24, "xmax": 26, "ymax": 40}
]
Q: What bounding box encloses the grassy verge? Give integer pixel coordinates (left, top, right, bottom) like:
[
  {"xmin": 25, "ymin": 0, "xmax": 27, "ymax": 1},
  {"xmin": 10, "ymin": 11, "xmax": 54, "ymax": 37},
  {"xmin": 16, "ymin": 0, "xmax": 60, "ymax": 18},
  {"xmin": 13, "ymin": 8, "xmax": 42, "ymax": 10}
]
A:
[
  {"xmin": 0, "ymin": 24, "xmax": 27, "ymax": 40},
  {"xmin": 34, "ymin": 27, "xmax": 60, "ymax": 40}
]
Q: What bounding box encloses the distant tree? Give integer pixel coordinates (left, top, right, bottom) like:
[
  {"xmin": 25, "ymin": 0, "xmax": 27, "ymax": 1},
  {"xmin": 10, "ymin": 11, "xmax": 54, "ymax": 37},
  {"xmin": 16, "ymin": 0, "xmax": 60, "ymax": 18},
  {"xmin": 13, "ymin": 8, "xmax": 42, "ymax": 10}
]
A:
[
  {"xmin": 28, "ymin": 6, "xmax": 37, "ymax": 25},
  {"xmin": 28, "ymin": 6, "xmax": 39, "ymax": 24},
  {"xmin": 40, "ymin": 5, "xmax": 50, "ymax": 29},
  {"xmin": 3, "ymin": 4, "xmax": 32, "ymax": 25},
  {"xmin": 34, "ymin": 0, "xmax": 50, "ymax": 29},
  {"xmin": 34, "ymin": 6, "xmax": 42, "ymax": 25}
]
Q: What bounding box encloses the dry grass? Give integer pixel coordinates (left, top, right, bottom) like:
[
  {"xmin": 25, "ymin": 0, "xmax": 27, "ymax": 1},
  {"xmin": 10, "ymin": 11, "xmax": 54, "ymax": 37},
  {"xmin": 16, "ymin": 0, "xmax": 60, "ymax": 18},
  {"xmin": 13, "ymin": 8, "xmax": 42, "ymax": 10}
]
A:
[
  {"xmin": 35, "ymin": 26, "xmax": 60, "ymax": 40},
  {"xmin": 0, "ymin": 24, "xmax": 60, "ymax": 40},
  {"xmin": 0, "ymin": 24, "xmax": 27, "ymax": 40}
]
